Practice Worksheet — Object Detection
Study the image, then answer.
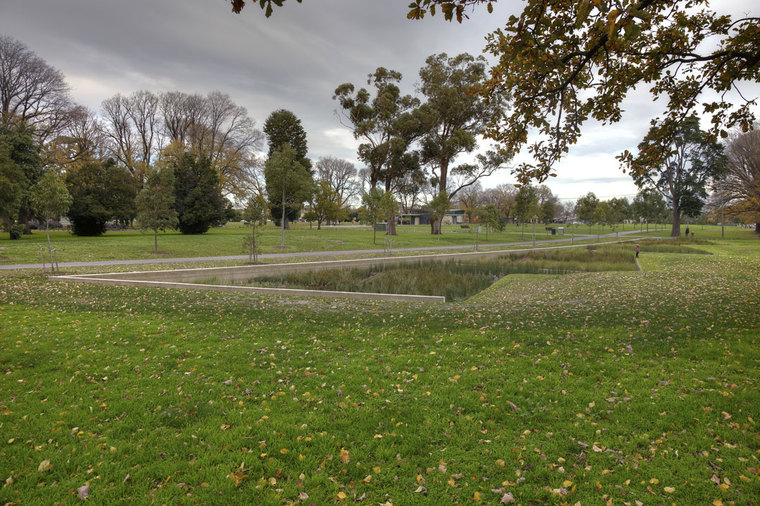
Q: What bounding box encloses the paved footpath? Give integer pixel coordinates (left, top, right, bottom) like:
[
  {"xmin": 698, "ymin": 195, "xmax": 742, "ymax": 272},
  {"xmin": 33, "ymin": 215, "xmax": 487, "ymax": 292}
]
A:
[{"xmin": 1, "ymin": 229, "xmax": 657, "ymax": 271}]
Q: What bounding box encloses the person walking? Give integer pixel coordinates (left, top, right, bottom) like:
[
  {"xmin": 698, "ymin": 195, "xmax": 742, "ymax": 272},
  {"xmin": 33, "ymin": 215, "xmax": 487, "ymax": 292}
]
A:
[{"xmin": 635, "ymin": 244, "xmax": 640, "ymax": 258}]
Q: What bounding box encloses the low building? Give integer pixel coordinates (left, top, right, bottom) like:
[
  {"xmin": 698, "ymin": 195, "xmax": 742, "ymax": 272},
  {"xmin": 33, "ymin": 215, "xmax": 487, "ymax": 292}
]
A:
[{"xmin": 398, "ymin": 209, "xmax": 465, "ymax": 225}]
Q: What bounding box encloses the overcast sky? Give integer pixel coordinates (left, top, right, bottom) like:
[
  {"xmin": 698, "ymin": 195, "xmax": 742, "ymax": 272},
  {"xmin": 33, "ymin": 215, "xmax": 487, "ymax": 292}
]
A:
[{"xmin": 2, "ymin": 0, "xmax": 758, "ymax": 201}]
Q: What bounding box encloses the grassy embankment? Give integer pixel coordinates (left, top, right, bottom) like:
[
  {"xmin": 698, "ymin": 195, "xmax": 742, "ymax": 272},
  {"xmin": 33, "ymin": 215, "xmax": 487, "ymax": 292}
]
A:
[{"xmin": 1, "ymin": 232, "xmax": 758, "ymax": 504}]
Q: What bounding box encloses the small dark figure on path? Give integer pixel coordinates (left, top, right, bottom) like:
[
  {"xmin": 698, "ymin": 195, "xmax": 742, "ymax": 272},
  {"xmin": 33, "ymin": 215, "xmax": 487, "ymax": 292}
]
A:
[
  {"xmin": 635, "ymin": 244, "xmax": 640, "ymax": 258},
  {"xmin": 685, "ymin": 226, "xmax": 690, "ymax": 236}
]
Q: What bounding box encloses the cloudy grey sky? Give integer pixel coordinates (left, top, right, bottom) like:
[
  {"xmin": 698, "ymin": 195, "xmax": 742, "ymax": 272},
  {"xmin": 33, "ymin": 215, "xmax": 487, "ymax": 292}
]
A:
[{"xmin": 2, "ymin": 0, "xmax": 758, "ymax": 201}]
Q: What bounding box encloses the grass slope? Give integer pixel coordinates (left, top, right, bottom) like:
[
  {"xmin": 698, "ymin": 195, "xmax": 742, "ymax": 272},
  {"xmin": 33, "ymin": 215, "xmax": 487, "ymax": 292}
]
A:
[{"xmin": 0, "ymin": 239, "xmax": 758, "ymax": 504}]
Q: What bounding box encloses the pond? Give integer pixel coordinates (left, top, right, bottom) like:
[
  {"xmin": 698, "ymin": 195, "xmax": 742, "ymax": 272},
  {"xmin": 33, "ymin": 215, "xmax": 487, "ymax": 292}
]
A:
[{"xmin": 199, "ymin": 246, "xmax": 638, "ymax": 301}]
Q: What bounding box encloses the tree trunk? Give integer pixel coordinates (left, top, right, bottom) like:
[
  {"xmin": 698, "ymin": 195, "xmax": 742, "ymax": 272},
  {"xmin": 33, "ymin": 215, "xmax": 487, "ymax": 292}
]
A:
[
  {"xmin": 670, "ymin": 206, "xmax": 681, "ymax": 237},
  {"xmin": 251, "ymin": 223, "xmax": 258, "ymax": 263},
  {"xmin": 154, "ymin": 229, "xmax": 159, "ymax": 253},
  {"xmin": 280, "ymin": 187, "xmax": 286, "ymax": 248},
  {"xmin": 386, "ymin": 218, "xmax": 396, "ymax": 236},
  {"xmin": 22, "ymin": 212, "xmax": 33, "ymax": 235},
  {"xmin": 45, "ymin": 218, "xmax": 52, "ymax": 251},
  {"xmin": 430, "ymin": 217, "xmax": 442, "ymax": 235},
  {"xmin": 45, "ymin": 218, "xmax": 55, "ymax": 266},
  {"xmin": 755, "ymin": 222, "xmax": 759, "ymax": 234}
]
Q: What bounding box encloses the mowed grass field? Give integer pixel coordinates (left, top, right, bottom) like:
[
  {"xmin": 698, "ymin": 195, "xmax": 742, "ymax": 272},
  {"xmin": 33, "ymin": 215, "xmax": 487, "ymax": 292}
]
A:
[
  {"xmin": 0, "ymin": 221, "xmax": 674, "ymax": 265},
  {"xmin": 1, "ymin": 232, "xmax": 758, "ymax": 504}
]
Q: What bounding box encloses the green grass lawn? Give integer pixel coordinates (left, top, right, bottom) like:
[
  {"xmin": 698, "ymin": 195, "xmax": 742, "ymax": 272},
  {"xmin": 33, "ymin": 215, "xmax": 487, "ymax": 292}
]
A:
[
  {"xmin": 1, "ymin": 237, "xmax": 759, "ymax": 504},
  {"xmin": 0, "ymin": 222, "xmax": 675, "ymax": 265}
]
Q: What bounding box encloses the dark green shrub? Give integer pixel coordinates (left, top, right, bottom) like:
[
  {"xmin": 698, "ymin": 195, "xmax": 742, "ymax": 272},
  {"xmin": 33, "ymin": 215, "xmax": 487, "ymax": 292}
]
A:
[
  {"xmin": 173, "ymin": 154, "xmax": 224, "ymax": 235},
  {"xmin": 8, "ymin": 223, "xmax": 23, "ymax": 240}
]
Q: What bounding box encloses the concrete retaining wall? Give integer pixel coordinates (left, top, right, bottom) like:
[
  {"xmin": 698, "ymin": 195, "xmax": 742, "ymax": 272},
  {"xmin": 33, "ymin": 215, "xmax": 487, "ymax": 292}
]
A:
[{"xmin": 53, "ymin": 276, "xmax": 445, "ymax": 303}]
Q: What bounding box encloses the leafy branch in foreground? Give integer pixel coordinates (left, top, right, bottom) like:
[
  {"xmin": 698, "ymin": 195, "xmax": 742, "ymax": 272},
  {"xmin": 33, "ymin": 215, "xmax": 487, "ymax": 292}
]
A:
[
  {"xmin": 229, "ymin": 0, "xmax": 302, "ymax": 17},
  {"xmin": 480, "ymin": 0, "xmax": 759, "ymax": 183},
  {"xmin": 227, "ymin": 0, "xmax": 491, "ymax": 22}
]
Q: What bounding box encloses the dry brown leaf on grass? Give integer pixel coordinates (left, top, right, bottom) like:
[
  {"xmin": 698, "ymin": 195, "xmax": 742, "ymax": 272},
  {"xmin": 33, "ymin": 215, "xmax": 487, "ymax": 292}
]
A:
[
  {"xmin": 500, "ymin": 492, "xmax": 515, "ymax": 503},
  {"xmin": 77, "ymin": 484, "xmax": 90, "ymax": 500},
  {"xmin": 227, "ymin": 471, "xmax": 247, "ymax": 487}
]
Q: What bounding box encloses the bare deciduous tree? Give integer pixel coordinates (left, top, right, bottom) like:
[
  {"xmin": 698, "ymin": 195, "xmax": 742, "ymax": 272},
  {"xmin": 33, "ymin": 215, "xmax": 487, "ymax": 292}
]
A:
[
  {"xmin": 556, "ymin": 201, "xmax": 575, "ymax": 223},
  {"xmin": 128, "ymin": 90, "xmax": 160, "ymax": 171},
  {"xmin": 44, "ymin": 106, "xmax": 106, "ymax": 170},
  {"xmin": 714, "ymin": 129, "xmax": 760, "ymax": 233},
  {"xmin": 201, "ymin": 91, "xmax": 263, "ymax": 198},
  {"xmin": 0, "ymin": 36, "xmax": 73, "ymax": 143},
  {"xmin": 102, "ymin": 93, "xmax": 139, "ymax": 177},
  {"xmin": 160, "ymin": 91, "xmax": 196, "ymax": 144},
  {"xmin": 456, "ymin": 182, "xmax": 482, "ymax": 224},
  {"xmin": 104, "ymin": 90, "xmax": 263, "ymax": 196},
  {"xmin": 357, "ymin": 167, "xmax": 371, "ymax": 195},
  {"xmin": 535, "ymin": 184, "xmax": 558, "ymax": 206},
  {"xmin": 481, "ymin": 183, "xmax": 518, "ymax": 221},
  {"xmin": 315, "ymin": 156, "xmax": 359, "ymax": 207},
  {"xmin": 396, "ymin": 169, "xmax": 429, "ymax": 214}
]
